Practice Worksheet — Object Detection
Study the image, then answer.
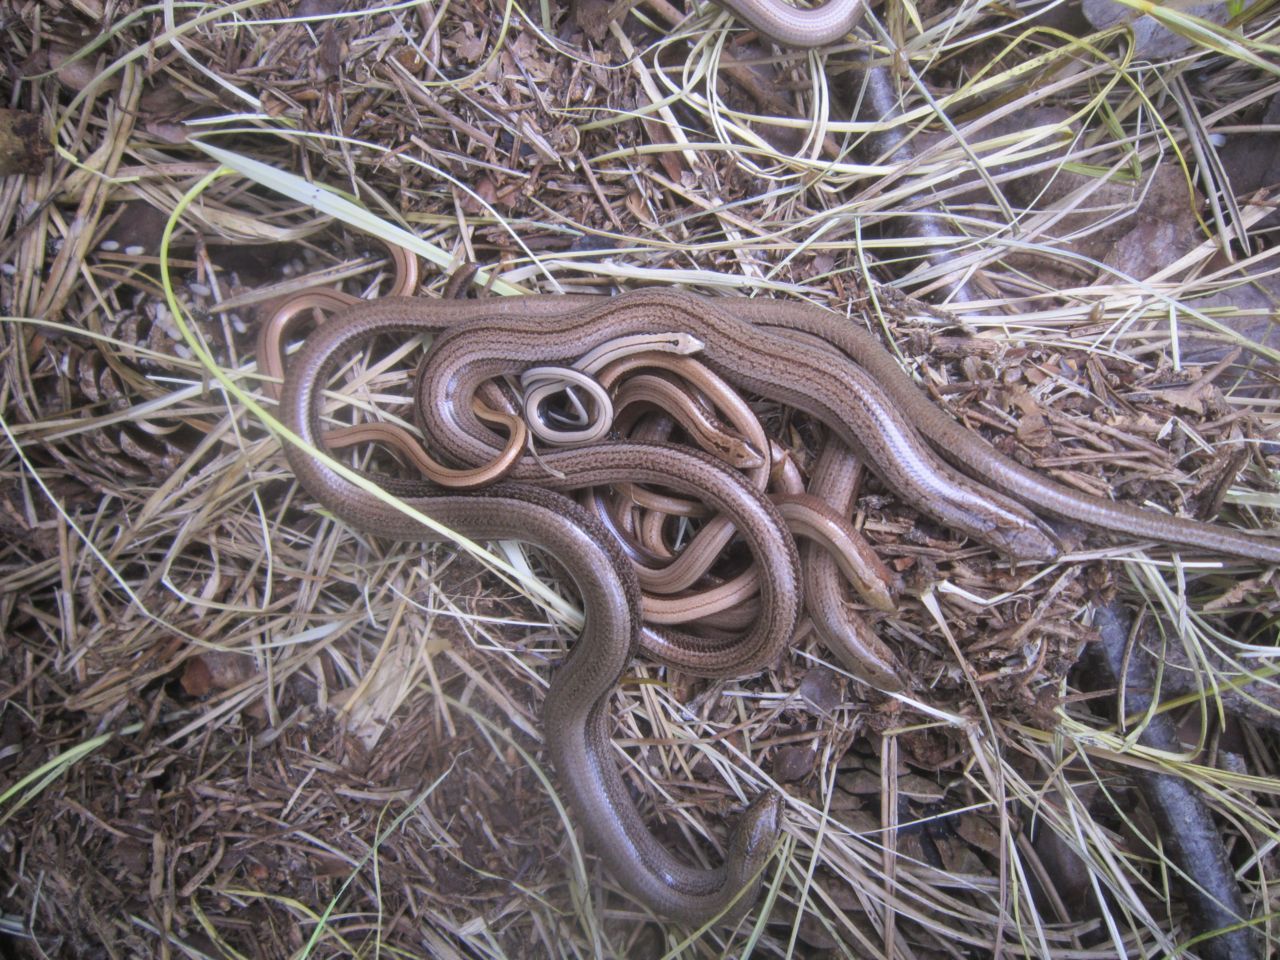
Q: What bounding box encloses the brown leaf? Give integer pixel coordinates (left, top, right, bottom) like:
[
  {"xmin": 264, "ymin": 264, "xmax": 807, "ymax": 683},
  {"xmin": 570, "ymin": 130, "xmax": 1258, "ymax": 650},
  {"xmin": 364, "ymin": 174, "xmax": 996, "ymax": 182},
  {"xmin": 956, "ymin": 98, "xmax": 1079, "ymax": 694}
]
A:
[{"xmin": 1016, "ymin": 409, "xmax": 1052, "ymax": 448}]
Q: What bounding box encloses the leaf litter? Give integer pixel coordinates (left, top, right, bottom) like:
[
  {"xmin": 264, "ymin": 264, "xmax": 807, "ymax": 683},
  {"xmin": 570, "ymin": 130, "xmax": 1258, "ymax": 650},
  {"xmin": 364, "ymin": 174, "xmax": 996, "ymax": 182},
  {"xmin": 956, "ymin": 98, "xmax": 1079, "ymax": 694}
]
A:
[{"xmin": 2, "ymin": 0, "xmax": 1279, "ymax": 957}]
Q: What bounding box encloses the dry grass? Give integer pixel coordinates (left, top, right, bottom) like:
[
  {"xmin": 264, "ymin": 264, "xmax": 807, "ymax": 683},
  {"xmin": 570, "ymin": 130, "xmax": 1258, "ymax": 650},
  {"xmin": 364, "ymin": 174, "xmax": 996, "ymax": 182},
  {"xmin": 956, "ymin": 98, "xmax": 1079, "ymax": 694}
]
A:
[{"xmin": 2, "ymin": 0, "xmax": 1280, "ymax": 957}]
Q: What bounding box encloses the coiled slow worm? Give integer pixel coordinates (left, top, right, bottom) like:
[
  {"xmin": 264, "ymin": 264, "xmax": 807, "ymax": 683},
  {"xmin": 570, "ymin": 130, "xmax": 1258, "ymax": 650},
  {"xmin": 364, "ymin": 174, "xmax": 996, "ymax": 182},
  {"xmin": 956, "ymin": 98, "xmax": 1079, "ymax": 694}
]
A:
[{"xmin": 710, "ymin": 0, "xmax": 863, "ymax": 48}]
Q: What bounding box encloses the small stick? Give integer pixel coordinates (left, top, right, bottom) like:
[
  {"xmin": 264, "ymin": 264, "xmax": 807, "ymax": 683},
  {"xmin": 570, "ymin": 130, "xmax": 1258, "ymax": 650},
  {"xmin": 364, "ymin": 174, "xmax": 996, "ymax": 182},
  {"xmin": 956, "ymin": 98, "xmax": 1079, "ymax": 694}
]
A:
[{"xmin": 1084, "ymin": 602, "xmax": 1259, "ymax": 960}]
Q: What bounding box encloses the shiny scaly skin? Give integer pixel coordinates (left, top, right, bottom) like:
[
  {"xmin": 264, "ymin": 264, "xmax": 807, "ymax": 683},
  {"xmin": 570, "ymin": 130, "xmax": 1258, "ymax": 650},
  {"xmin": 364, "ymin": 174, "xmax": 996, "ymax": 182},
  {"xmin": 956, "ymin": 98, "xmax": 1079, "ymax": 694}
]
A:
[
  {"xmin": 277, "ymin": 288, "xmax": 1280, "ymax": 676},
  {"xmin": 594, "ymin": 359, "xmax": 898, "ymax": 647},
  {"xmin": 799, "ymin": 436, "xmax": 908, "ymax": 691},
  {"xmin": 714, "ymin": 0, "xmax": 863, "ymax": 47},
  {"xmin": 771, "ymin": 493, "xmax": 896, "ymax": 612},
  {"xmin": 409, "ymin": 289, "xmax": 1280, "ymax": 564},
  {"xmin": 599, "ymin": 353, "xmax": 773, "ymax": 596},
  {"xmin": 258, "ymin": 286, "xmax": 528, "ymax": 489}
]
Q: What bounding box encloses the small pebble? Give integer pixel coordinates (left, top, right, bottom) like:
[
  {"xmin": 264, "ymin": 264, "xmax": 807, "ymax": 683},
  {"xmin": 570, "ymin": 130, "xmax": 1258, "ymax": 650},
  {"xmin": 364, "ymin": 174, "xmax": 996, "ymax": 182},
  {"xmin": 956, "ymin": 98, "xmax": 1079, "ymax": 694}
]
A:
[
  {"xmin": 797, "ymin": 666, "xmax": 842, "ymax": 713},
  {"xmin": 99, "ymin": 239, "xmax": 120, "ymax": 251},
  {"xmin": 187, "ymin": 282, "xmax": 211, "ymax": 297},
  {"xmin": 124, "ymin": 245, "xmax": 145, "ymax": 256},
  {"xmin": 1082, "ymin": 0, "xmax": 1227, "ymax": 59},
  {"xmin": 773, "ymin": 745, "xmax": 816, "ymax": 783}
]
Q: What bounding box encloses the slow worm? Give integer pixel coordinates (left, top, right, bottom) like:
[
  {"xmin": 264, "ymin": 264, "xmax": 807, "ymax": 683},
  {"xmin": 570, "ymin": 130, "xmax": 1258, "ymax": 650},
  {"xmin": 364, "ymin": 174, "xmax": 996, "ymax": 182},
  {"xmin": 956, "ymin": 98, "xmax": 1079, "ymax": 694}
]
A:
[
  {"xmin": 613, "ymin": 372, "xmax": 766, "ymax": 470},
  {"xmin": 277, "ymin": 313, "xmax": 795, "ymax": 921},
  {"xmin": 731, "ymin": 296, "xmax": 1280, "ymax": 564},
  {"xmin": 801, "ymin": 436, "xmax": 907, "ymax": 689},
  {"xmin": 273, "ymin": 283, "xmax": 1280, "ymax": 926},
  {"xmin": 771, "ymin": 493, "xmax": 897, "ymax": 613},
  {"xmin": 769, "ymin": 438, "xmax": 807, "ymax": 494},
  {"xmin": 285, "ymin": 462, "xmax": 782, "ymax": 923},
  {"xmin": 596, "ymin": 357, "xmax": 899, "ymax": 617},
  {"xmin": 520, "ymin": 332, "xmax": 703, "ymax": 445},
  {"xmin": 710, "ymin": 0, "xmax": 863, "ymax": 48},
  {"xmin": 604, "ymin": 372, "xmax": 903, "ymax": 679},
  {"xmin": 410, "ymin": 290, "xmax": 1280, "ymax": 564},
  {"xmin": 596, "ymin": 351, "xmax": 774, "ymax": 591},
  {"xmin": 602, "ymin": 368, "xmax": 902, "ymax": 671},
  {"xmin": 414, "ymin": 291, "xmax": 1060, "ymax": 561},
  {"xmin": 603, "ymin": 360, "xmax": 770, "ymax": 595},
  {"xmin": 258, "ymin": 286, "xmax": 527, "ymax": 489}
]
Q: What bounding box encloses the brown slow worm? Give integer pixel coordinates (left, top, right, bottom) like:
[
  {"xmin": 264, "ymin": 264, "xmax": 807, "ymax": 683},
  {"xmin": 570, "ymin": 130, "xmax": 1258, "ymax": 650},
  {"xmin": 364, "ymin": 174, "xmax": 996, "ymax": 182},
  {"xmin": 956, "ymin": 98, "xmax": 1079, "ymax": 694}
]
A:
[
  {"xmin": 520, "ymin": 332, "xmax": 703, "ymax": 445},
  {"xmin": 258, "ymin": 285, "xmax": 528, "ymax": 490},
  {"xmin": 612, "ymin": 372, "xmax": 766, "ymax": 470},
  {"xmin": 771, "ymin": 493, "xmax": 897, "ymax": 612},
  {"xmin": 597, "ymin": 364, "xmax": 902, "ymax": 680},
  {"xmin": 595, "ymin": 351, "xmax": 774, "ymax": 592},
  {"xmin": 730, "ymin": 297, "xmax": 1280, "ymax": 564},
  {"xmin": 594, "ymin": 357, "xmax": 899, "ymax": 615},
  {"xmin": 800, "ymin": 435, "xmax": 907, "ymax": 689},
  {"xmin": 528, "ymin": 347, "xmax": 898, "ymax": 648},
  {"xmin": 273, "ymin": 284, "xmax": 1280, "ymax": 927},
  {"xmin": 602, "ymin": 362, "xmax": 770, "ymax": 595},
  {"xmin": 412, "ymin": 290, "xmax": 1280, "ymax": 564},
  {"xmin": 533, "ymin": 486, "xmax": 781, "ymax": 927},
  {"xmin": 280, "ymin": 311, "xmax": 904, "ymax": 706},
  {"xmin": 602, "ymin": 349, "xmax": 773, "ymax": 512},
  {"xmin": 709, "ymin": 0, "xmax": 863, "ymax": 47},
  {"xmin": 602, "ymin": 368, "xmax": 904, "ymax": 679},
  {"xmin": 769, "ymin": 438, "xmax": 807, "ymax": 494},
  {"xmin": 278, "ymin": 319, "xmax": 794, "ymax": 923},
  {"xmin": 285, "ymin": 461, "xmax": 782, "ymax": 923}
]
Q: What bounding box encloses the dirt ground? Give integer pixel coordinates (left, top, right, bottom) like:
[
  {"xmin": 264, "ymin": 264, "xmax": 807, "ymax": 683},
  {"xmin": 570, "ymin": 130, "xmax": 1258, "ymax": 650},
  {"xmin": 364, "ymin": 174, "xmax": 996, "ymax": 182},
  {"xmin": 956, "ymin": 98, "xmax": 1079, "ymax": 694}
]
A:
[{"xmin": 2, "ymin": 1, "xmax": 1279, "ymax": 958}]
